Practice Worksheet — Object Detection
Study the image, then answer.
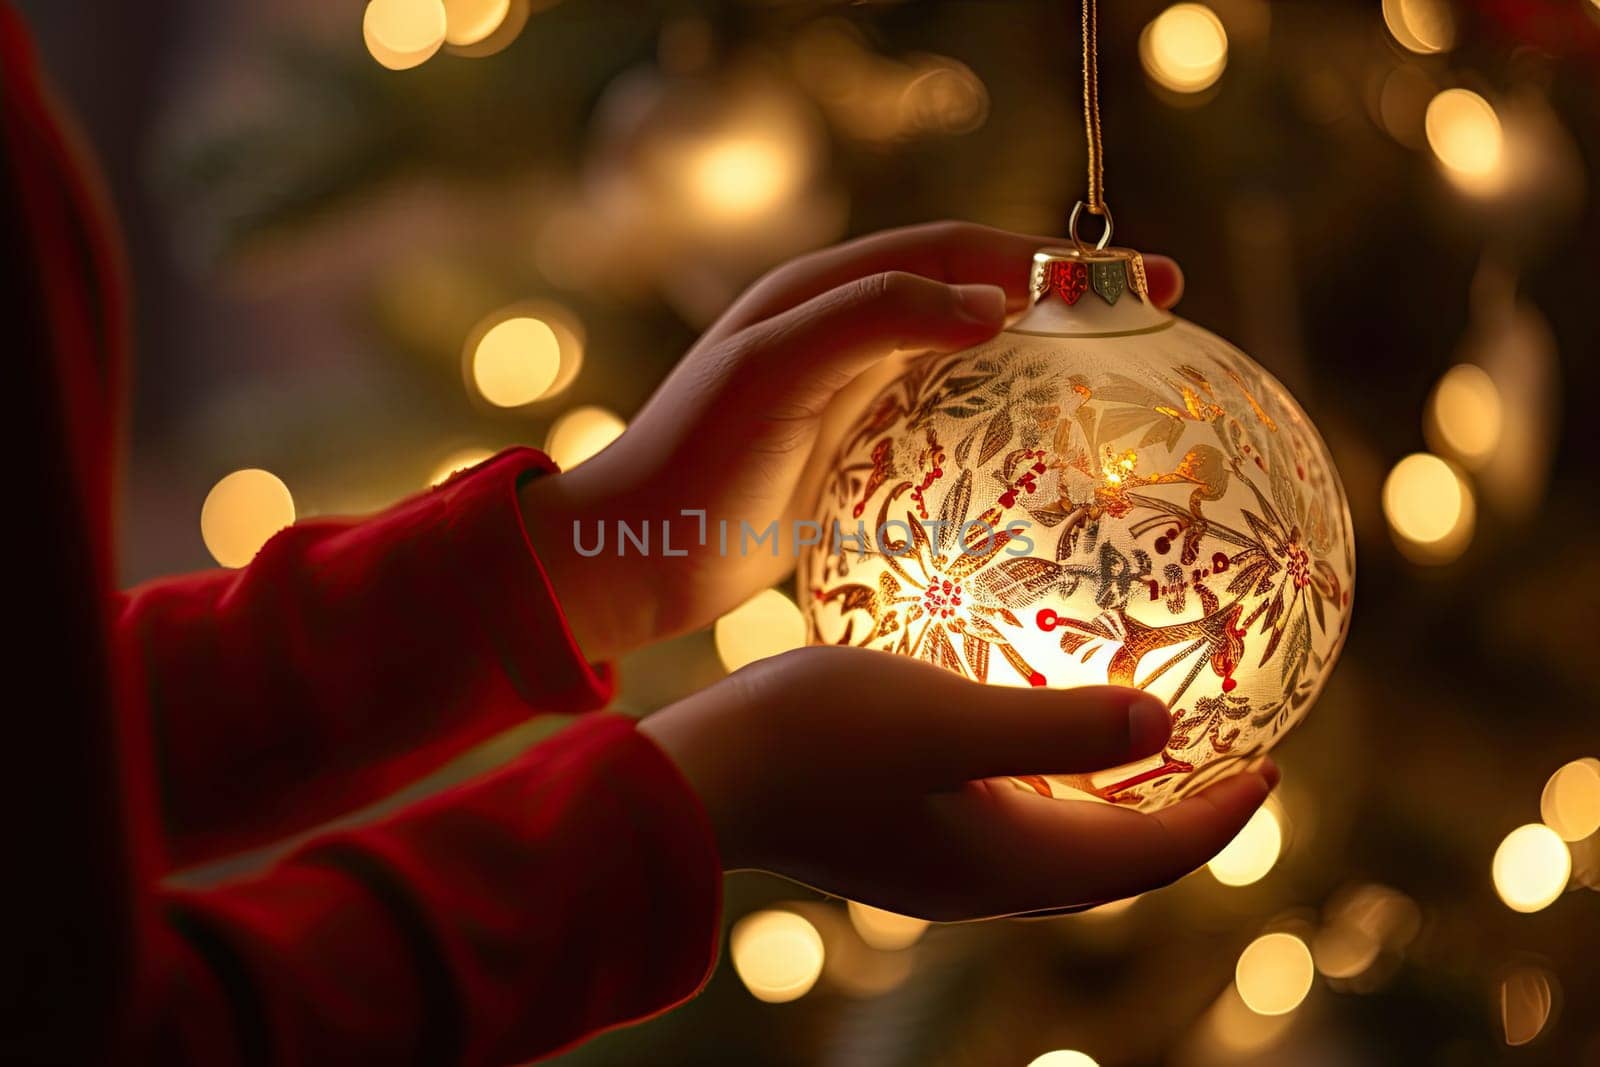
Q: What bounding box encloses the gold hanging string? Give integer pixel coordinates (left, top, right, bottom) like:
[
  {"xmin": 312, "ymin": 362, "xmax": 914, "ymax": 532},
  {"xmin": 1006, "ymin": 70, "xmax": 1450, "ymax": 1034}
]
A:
[{"xmin": 1081, "ymin": 0, "xmax": 1106, "ymax": 216}]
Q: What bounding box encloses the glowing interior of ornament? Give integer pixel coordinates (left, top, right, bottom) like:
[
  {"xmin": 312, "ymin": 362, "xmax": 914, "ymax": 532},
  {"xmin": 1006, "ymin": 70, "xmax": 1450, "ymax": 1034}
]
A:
[{"xmin": 803, "ymin": 296, "xmax": 1355, "ymax": 811}]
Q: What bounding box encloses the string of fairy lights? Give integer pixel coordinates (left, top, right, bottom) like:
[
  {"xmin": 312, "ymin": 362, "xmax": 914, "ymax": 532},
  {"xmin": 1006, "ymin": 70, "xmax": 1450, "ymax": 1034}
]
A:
[{"xmin": 179, "ymin": 1, "xmax": 1599, "ymax": 1061}]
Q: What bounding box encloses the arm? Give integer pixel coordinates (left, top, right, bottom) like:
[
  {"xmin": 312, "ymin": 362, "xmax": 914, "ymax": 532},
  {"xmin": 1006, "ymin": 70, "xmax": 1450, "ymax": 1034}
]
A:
[
  {"xmin": 144, "ymin": 713, "xmax": 720, "ymax": 1066},
  {"xmin": 136, "ymin": 651, "xmax": 1269, "ymax": 1067},
  {"xmin": 119, "ymin": 449, "xmax": 613, "ymax": 869}
]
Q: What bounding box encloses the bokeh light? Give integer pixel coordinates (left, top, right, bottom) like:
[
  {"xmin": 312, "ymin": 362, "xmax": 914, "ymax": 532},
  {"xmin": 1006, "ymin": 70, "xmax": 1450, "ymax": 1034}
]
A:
[
  {"xmin": 846, "ymin": 901, "xmax": 929, "ymax": 951},
  {"xmin": 1382, "ymin": 453, "xmax": 1474, "ymax": 564},
  {"xmin": 1500, "ymin": 966, "xmax": 1556, "ymax": 1046},
  {"xmin": 1425, "ymin": 89, "xmax": 1504, "ymax": 192},
  {"xmin": 1208, "ymin": 803, "xmax": 1284, "ymax": 886},
  {"xmin": 729, "ymin": 910, "xmax": 825, "ymax": 1004},
  {"xmin": 441, "ymin": 0, "xmax": 509, "ymax": 46},
  {"xmin": 1025, "ymin": 1053, "xmax": 1098, "ymax": 1067},
  {"xmin": 544, "ymin": 406, "xmax": 625, "ymax": 470},
  {"xmin": 1492, "ymin": 823, "xmax": 1571, "ymax": 913},
  {"xmin": 714, "ymin": 589, "xmax": 808, "ymax": 673},
  {"xmin": 463, "ymin": 303, "xmax": 585, "ymax": 402},
  {"xmin": 429, "ymin": 447, "xmax": 495, "ymax": 486},
  {"xmin": 201, "ymin": 469, "xmax": 295, "ymax": 569},
  {"xmin": 823, "ymin": 935, "xmax": 915, "ymax": 998},
  {"xmin": 898, "ymin": 60, "xmax": 989, "ymax": 136},
  {"xmin": 1382, "ymin": 0, "xmax": 1455, "ymax": 55},
  {"xmin": 1139, "ymin": 4, "xmax": 1229, "ymax": 95},
  {"xmin": 470, "ymin": 316, "xmax": 562, "ymax": 408},
  {"xmin": 444, "ymin": 0, "xmax": 530, "ymax": 57},
  {"xmin": 363, "ymin": 0, "xmax": 448, "ymax": 71},
  {"xmin": 1313, "ymin": 883, "xmax": 1421, "ymax": 983},
  {"xmin": 1374, "ymin": 63, "xmax": 1436, "ymax": 148},
  {"xmin": 1426, "ymin": 363, "xmax": 1503, "ymax": 469},
  {"xmin": 1201, "ymin": 983, "xmax": 1295, "ymax": 1054},
  {"xmin": 684, "ymin": 136, "xmax": 804, "ymax": 223},
  {"xmin": 1541, "ymin": 759, "xmax": 1600, "ymax": 842},
  {"xmin": 1312, "ymin": 919, "xmax": 1381, "ymax": 982},
  {"xmin": 1235, "ymin": 932, "xmax": 1315, "ymax": 1016}
]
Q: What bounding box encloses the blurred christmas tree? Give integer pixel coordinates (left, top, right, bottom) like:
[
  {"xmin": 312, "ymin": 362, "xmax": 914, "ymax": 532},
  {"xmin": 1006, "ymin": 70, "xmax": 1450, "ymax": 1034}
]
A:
[{"xmin": 56, "ymin": 0, "xmax": 1600, "ymax": 1061}]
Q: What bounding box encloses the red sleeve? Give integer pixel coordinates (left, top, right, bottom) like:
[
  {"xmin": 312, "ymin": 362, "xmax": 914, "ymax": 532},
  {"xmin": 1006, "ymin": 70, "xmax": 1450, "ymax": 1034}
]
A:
[
  {"xmin": 150, "ymin": 714, "xmax": 724, "ymax": 1066},
  {"xmin": 4, "ymin": 7, "xmax": 724, "ymax": 1064},
  {"xmin": 118, "ymin": 448, "xmax": 616, "ymax": 868}
]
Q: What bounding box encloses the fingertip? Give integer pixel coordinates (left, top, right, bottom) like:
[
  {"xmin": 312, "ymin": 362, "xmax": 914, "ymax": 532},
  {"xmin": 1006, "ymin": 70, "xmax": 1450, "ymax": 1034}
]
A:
[
  {"xmin": 1247, "ymin": 755, "xmax": 1281, "ymax": 791},
  {"xmin": 952, "ymin": 282, "xmax": 1007, "ymax": 327},
  {"xmin": 1127, "ymin": 692, "xmax": 1172, "ymax": 757},
  {"xmin": 1143, "ymin": 254, "xmax": 1184, "ymax": 309},
  {"xmin": 1204, "ymin": 767, "xmax": 1275, "ymax": 817}
]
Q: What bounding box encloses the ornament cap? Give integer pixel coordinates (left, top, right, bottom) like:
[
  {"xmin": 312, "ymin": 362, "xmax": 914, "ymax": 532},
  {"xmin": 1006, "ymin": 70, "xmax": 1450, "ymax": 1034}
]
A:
[
  {"xmin": 1013, "ymin": 245, "xmax": 1169, "ymax": 339},
  {"xmin": 1029, "ymin": 245, "xmax": 1150, "ymax": 309}
]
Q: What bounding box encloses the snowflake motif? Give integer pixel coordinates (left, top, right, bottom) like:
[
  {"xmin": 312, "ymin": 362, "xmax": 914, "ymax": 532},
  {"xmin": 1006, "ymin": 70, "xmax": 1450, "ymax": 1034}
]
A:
[
  {"xmin": 1284, "ymin": 537, "xmax": 1312, "ymax": 589},
  {"xmin": 921, "ymin": 577, "xmax": 964, "ymax": 619}
]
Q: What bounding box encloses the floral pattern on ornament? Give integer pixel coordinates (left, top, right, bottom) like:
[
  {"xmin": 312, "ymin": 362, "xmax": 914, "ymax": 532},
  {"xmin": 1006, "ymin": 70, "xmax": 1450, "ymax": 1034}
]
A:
[{"xmin": 803, "ymin": 321, "xmax": 1355, "ymax": 810}]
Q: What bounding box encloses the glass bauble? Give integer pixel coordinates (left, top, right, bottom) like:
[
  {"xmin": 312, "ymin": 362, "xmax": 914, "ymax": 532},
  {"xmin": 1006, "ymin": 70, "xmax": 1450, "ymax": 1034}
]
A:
[{"xmin": 801, "ymin": 247, "xmax": 1354, "ymax": 810}]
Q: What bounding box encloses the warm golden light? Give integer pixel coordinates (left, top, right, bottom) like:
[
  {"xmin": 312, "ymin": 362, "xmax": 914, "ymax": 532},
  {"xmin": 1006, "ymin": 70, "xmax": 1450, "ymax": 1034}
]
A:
[
  {"xmin": 1203, "ymin": 984, "xmax": 1294, "ymax": 1054},
  {"xmin": 1077, "ymin": 895, "xmax": 1139, "ymax": 920},
  {"xmin": 1312, "ymin": 922, "xmax": 1380, "ymax": 981},
  {"xmin": 471, "ymin": 317, "xmax": 561, "ymax": 408},
  {"xmin": 444, "ymin": 0, "xmax": 530, "ymax": 57},
  {"xmin": 201, "ymin": 469, "xmax": 296, "ymax": 569},
  {"xmin": 1500, "ymin": 967, "xmax": 1555, "ymax": 1046},
  {"xmin": 1427, "ymin": 363, "xmax": 1503, "ymax": 469},
  {"xmin": 464, "ymin": 304, "xmax": 584, "ymax": 403},
  {"xmin": 685, "ymin": 136, "xmax": 801, "ymax": 222},
  {"xmin": 1026, "ymin": 1052, "xmax": 1098, "ymax": 1067},
  {"xmin": 1382, "ymin": 0, "xmax": 1456, "ymax": 54},
  {"xmin": 898, "ymin": 60, "xmax": 990, "ymax": 136},
  {"xmin": 729, "ymin": 910, "xmax": 825, "ymax": 1003},
  {"xmin": 1235, "ymin": 933, "xmax": 1315, "ymax": 1016},
  {"xmin": 846, "ymin": 901, "xmax": 929, "ymax": 951},
  {"xmin": 363, "ymin": 0, "xmax": 448, "ymax": 71},
  {"xmin": 1425, "ymin": 89, "xmax": 1503, "ymax": 189},
  {"xmin": 1541, "ymin": 758, "xmax": 1600, "ymax": 842},
  {"xmin": 803, "ymin": 259, "xmax": 1354, "ymax": 813},
  {"xmin": 714, "ymin": 589, "xmax": 808, "ymax": 673},
  {"xmin": 1313, "ymin": 883, "xmax": 1421, "ymax": 981},
  {"xmin": 1376, "ymin": 64, "xmax": 1435, "ymax": 148},
  {"xmin": 1208, "ymin": 803, "xmax": 1283, "ymax": 886},
  {"xmin": 1139, "ymin": 4, "xmax": 1229, "ymax": 94},
  {"xmin": 1492, "ymin": 823, "xmax": 1571, "ymax": 913},
  {"xmin": 824, "ymin": 937, "xmax": 915, "ymax": 998},
  {"xmin": 544, "ymin": 406, "xmax": 625, "ymax": 471},
  {"xmin": 441, "ymin": 0, "xmax": 509, "ymax": 46},
  {"xmin": 429, "ymin": 447, "xmax": 495, "ymax": 487},
  {"xmin": 1382, "ymin": 453, "xmax": 1474, "ymax": 563}
]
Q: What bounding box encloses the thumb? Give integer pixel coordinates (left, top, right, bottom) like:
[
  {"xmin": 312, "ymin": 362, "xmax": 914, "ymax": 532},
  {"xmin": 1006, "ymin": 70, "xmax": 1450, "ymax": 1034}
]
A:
[
  {"xmin": 755, "ymin": 648, "xmax": 1172, "ymax": 791},
  {"xmin": 1143, "ymin": 253, "xmax": 1184, "ymax": 309}
]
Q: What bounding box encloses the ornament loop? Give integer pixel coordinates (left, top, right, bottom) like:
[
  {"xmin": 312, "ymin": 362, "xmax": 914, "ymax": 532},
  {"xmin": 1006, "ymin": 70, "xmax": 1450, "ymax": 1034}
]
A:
[{"xmin": 1068, "ymin": 200, "xmax": 1114, "ymax": 252}]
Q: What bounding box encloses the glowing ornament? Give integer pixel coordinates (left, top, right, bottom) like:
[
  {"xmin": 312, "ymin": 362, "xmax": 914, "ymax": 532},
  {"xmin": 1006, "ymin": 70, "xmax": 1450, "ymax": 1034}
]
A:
[{"xmin": 801, "ymin": 244, "xmax": 1354, "ymax": 810}]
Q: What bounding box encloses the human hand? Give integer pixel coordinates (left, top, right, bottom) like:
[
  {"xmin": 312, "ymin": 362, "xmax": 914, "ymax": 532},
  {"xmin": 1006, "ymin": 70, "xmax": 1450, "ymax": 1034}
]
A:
[
  {"xmin": 522, "ymin": 222, "xmax": 1184, "ymax": 661},
  {"xmin": 639, "ymin": 646, "xmax": 1272, "ymax": 920}
]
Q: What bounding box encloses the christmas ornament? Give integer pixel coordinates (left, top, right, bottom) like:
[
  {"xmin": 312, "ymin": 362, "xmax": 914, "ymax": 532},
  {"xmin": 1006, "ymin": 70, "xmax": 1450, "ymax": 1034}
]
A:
[{"xmin": 799, "ymin": 1, "xmax": 1354, "ymax": 811}]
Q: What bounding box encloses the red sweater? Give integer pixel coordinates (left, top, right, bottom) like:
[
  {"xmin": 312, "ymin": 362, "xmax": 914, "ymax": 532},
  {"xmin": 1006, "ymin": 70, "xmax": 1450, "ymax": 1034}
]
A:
[{"xmin": 2, "ymin": 8, "xmax": 721, "ymax": 1064}]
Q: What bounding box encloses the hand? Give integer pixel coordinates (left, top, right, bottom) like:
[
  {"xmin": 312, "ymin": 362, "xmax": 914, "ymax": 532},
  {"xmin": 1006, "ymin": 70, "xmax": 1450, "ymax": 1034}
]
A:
[
  {"xmin": 522, "ymin": 222, "xmax": 1184, "ymax": 661},
  {"xmin": 640, "ymin": 646, "xmax": 1273, "ymax": 920}
]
